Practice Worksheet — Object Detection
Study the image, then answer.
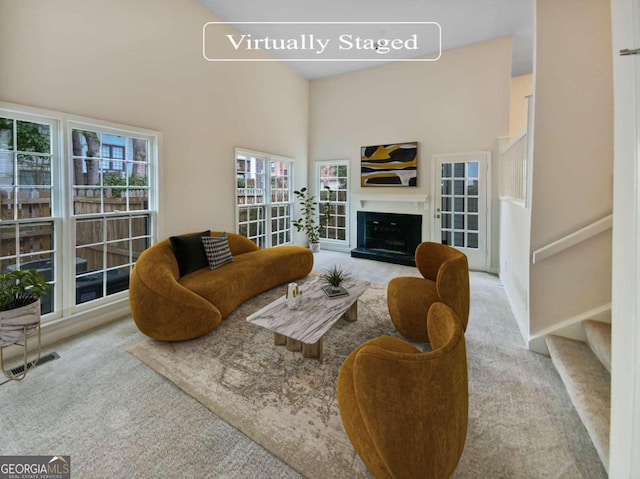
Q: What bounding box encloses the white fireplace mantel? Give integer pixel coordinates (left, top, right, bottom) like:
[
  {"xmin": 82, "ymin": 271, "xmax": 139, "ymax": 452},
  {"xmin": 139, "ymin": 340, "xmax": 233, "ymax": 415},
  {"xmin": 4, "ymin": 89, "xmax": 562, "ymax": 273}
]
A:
[{"xmin": 355, "ymin": 194, "xmax": 430, "ymax": 210}]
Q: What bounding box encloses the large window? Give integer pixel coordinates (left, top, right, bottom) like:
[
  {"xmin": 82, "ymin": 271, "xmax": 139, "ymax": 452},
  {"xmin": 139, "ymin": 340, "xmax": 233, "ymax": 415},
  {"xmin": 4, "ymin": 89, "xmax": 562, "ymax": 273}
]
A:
[
  {"xmin": 70, "ymin": 126, "xmax": 153, "ymax": 305},
  {"xmin": 236, "ymin": 149, "xmax": 292, "ymax": 248},
  {"xmin": 317, "ymin": 161, "xmax": 349, "ymax": 244},
  {"xmin": 0, "ymin": 105, "xmax": 157, "ymax": 321}
]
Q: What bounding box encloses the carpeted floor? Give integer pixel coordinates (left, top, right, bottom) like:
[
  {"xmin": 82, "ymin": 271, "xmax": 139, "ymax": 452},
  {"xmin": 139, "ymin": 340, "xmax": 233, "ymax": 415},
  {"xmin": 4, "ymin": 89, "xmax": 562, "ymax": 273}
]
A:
[{"xmin": 0, "ymin": 267, "xmax": 607, "ymax": 478}]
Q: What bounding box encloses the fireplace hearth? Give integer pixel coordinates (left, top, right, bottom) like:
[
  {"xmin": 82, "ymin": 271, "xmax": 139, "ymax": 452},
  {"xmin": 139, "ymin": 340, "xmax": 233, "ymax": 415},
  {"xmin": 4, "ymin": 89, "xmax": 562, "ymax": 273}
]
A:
[{"xmin": 351, "ymin": 211, "xmax": 422, "ymax": 266}]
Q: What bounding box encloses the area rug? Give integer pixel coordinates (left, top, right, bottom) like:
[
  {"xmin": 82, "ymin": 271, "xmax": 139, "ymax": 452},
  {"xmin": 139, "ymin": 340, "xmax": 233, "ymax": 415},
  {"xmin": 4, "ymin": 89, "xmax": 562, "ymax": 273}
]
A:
[
  {"xmin": 128, "ymin": 273, "xmax": 608, "ymax": 479},
  {"xmin": 127, "ymin": 279, "xmax": 395, "ymax": 479}
]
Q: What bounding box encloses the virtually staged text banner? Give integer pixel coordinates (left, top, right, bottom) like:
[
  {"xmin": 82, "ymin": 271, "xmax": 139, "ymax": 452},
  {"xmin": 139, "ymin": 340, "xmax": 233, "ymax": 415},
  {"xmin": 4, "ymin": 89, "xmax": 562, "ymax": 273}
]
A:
[{"xmin": 203, "ymin": 22, "xmax": 441, "ymax": 62}]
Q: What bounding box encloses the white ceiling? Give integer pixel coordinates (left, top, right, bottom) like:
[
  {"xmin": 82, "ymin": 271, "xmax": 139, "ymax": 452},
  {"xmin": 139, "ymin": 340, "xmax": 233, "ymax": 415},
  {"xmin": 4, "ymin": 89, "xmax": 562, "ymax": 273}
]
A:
[{"xmin": 198, "ymin": 0, "xmax": 534, "ymax": 80}]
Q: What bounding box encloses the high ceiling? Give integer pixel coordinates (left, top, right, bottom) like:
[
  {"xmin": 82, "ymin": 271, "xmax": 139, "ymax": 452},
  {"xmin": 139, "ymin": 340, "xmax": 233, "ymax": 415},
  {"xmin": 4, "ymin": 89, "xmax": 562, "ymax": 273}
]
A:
[{"xmin": 198, "ymin": 0, "xmax": 534, "ymax": 79}]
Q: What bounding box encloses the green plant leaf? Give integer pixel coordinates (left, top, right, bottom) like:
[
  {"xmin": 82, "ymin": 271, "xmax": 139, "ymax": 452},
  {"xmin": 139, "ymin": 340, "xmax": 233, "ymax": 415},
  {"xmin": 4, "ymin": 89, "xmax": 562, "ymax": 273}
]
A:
[
  {"xmin": 293, "ymin": 187, "xmax": 334, "ymax": 244},
  {"xmin": 0, "ymin": 269, "xmax": 51, "ymax": 311},
  {"xmin": 320, "ymin": 264, "xmax": 350, "ymax": 287}
]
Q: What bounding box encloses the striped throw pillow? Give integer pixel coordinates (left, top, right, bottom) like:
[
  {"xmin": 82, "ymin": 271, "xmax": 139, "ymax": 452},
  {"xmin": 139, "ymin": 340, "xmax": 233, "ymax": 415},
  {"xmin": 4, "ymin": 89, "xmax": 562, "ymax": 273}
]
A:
[{"xmin": 202, "ymin": 233, "xmax": 234, "ymax": 270}]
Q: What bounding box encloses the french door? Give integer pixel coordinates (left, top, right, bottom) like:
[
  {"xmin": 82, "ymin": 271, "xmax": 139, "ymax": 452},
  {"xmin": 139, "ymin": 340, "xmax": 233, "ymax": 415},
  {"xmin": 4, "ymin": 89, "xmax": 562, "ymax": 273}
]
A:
[{"xmin": 433, "ymin": 152, "xmax": 490, "ymax": 271}]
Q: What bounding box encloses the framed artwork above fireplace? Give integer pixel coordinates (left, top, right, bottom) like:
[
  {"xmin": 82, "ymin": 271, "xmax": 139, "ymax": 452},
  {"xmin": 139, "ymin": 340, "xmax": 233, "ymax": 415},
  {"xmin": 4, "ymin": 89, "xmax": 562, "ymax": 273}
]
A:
[{"xmin": 360, "ymin": 142, "xmax": 417, "ymax": 187}]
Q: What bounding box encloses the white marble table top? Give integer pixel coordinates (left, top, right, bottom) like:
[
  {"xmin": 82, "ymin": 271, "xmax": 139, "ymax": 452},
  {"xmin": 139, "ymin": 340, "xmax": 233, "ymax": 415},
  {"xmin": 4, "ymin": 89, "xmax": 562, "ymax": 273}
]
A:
[{"xmin": 246, "ymin": 277, "xmax": 370, "ymax": 344}]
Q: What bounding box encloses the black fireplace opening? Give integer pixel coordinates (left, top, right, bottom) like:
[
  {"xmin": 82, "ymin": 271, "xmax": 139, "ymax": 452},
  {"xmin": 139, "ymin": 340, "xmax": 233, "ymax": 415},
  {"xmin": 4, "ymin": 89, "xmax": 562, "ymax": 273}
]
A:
[{"xmin": 351, "ymin": 211, "xmax": 422, "ymax": 266}]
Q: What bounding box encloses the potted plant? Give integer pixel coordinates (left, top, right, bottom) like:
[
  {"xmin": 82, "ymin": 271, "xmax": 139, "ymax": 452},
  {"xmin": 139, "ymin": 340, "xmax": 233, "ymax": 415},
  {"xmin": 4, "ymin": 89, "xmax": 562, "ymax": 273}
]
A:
[
  {"xmin": 0, "ymin": 269, "xmax": 50, "ymax": 343},
  {"xmin": 292, "ymin": 187, "xmax": 333, "ymax": 253},
  {"xmin": 320, "ymin": 264, "xmax": 351, "ymax": 293}
]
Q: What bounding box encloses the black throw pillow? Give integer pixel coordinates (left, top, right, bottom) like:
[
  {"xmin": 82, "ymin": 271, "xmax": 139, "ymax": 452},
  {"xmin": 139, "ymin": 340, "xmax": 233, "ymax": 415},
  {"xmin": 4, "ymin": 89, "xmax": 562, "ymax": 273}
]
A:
[{"xmin": 169, "ymin": 230, "xmax": 210, "ymax": 277}]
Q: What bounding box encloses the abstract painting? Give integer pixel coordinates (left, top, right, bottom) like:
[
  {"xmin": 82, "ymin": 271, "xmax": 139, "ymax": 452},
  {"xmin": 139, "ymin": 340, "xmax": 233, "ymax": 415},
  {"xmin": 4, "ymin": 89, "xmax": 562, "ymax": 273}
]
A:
[{"xmin": 361, "ymin": 142, "xmax": 417, "ymax": 187}]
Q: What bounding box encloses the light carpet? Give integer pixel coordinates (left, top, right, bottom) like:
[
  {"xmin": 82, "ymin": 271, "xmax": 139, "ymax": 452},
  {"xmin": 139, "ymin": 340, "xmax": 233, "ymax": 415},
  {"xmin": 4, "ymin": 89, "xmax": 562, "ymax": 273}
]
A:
[{"xmin": 128, "ymin": 274, "xmax": 607, "ymax": 479}]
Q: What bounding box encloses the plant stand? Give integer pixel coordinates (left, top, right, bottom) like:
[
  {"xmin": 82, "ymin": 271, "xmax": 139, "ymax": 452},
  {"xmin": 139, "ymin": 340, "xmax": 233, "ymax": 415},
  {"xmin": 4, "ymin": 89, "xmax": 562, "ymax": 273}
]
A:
[
  {"xmin": 0, "ymin": 300, "xmax": 42, "ymax": 385},
  {"xmin": 0, "ymin": 324, "xmax": 41, "ymax": 385}
]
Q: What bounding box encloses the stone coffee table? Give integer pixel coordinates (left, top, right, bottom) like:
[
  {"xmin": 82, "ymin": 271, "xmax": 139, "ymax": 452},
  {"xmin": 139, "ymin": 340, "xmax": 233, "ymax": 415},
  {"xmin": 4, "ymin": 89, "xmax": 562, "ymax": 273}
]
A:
[{"xmin": 246, "ymin": 277, "xmax": 370, "ymax": 360}]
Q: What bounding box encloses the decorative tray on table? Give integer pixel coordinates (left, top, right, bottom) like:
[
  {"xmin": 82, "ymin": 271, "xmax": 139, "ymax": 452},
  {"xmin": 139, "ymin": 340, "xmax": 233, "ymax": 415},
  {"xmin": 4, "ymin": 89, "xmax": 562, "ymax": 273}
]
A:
[{"xmin": 321, "ymin": 285, "xmax": 349, "ymax": 298}]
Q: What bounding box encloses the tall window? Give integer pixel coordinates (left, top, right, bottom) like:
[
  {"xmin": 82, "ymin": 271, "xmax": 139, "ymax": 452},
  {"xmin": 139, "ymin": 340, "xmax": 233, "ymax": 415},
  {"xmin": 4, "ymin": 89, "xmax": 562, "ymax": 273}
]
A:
[
  {"xmin": 0, "ymin": 116, "xmax": 56, "ymax": 314},
  {"xmin": 0, "ymin": 105, "xmax": 157, "ymax": 321},
  {"xmin": 236, "ymin": 149, "xmax": 292, "ymax": 248},
  {"xmin": 317, "ymin": 161, "xmax": 349, "ymax": 243},
  {"xmin": 70, "ymin": 125, "xmax": 153, "ymax": 305}
]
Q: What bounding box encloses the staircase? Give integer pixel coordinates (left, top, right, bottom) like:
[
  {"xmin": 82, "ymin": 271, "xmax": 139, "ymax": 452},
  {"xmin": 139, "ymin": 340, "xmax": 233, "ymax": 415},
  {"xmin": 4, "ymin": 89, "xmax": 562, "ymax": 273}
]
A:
[{"xmin": 546, "ymin": 320, "xmax": 611, "ymax": 472}]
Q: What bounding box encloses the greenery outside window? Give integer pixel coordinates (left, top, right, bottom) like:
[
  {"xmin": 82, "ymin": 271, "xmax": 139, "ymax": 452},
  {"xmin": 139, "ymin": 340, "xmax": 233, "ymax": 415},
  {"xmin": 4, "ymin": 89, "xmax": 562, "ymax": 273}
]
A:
[
  {"xmin": 0, "ymin": 116, "xmax": 56, "ymax": 315},
  {"xmin": 70, "ymin": 125, "xmax": 154, "ymax": 306},
  {"xmin": 0, "ymin": 104, "xmax": 158, "ymax": 322}
]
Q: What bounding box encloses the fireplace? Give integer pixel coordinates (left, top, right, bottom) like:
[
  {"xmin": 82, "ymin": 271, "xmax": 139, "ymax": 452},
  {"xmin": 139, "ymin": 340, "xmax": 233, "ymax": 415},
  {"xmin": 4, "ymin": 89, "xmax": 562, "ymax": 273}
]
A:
[{"xmin": 351, "ymin": 211, "xmax": 422, "ymax": 266}]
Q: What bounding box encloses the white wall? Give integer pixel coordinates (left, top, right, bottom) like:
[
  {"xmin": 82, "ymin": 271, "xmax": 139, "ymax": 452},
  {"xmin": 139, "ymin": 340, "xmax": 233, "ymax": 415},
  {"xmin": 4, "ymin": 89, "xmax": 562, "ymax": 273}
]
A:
[
  {"xmin": 309, "ymin": 37, "xmax": 512, "ymax": 271},
  {"xmin": 0, "ymin": 0, "xmax": 309, "ymax": 239},
  {"xmin": 499, "ymin": 199, "xmax": 531, "ymax": 341},
  {"xmin": 529, "ymin": 0, "xmax": 614, "ymax": 336}
]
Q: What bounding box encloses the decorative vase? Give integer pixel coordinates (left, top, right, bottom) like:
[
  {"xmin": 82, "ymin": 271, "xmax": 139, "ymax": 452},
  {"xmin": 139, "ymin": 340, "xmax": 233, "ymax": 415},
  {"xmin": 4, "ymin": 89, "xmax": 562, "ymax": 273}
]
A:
[
  {"xmin": 0, "ymin": 299, "xmax": 41, "ymax": 343},
  {"xmin": 286, "ymin": 295, "xmax": 301, "ymax": 310},
  {"xmin": 310, "ymin": 242, "xmax": 320, "ymax": 253},
  {"xmin": 286, "ymin": 282, "xmax": 302, "ymax": 310}
]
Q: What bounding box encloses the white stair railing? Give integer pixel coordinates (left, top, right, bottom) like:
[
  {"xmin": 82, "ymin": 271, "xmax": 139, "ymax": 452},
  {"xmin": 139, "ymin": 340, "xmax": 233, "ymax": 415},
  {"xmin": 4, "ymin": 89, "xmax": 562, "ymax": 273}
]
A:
[{"xmin": 532, "ymin": 214, "xmax": 613, "ymax": 264}]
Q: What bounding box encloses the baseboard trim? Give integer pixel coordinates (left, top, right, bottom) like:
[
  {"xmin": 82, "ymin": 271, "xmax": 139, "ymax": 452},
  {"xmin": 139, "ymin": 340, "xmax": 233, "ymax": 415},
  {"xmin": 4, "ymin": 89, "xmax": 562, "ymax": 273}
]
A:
[
  {"xmin": 499, "ymin": 273, "xmax": 530, "ymax": 348},
  {"xmin": 319, "ymin": 243, "xmax": 352, "ymax": 254}
]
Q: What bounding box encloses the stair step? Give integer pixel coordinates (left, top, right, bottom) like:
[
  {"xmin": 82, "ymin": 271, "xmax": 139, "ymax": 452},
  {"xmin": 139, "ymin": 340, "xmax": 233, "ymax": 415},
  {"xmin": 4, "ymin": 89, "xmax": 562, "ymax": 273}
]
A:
[
  {"xmin": 546, "ymin": 335, "xmax": 610, "ymax": 472},
  {"xmin": 584, "ymin": 320, "xmax": 611, "ymax": 373}
]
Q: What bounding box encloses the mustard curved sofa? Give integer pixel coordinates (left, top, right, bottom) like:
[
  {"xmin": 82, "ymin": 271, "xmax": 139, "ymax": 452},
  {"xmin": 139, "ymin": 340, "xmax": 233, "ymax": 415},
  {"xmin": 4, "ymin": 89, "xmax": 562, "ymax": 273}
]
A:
[
  {"xmin": 337, "ymin": 303, "xmax": 468, "ymax": 479},
  {"xmin": 129, "ymin": 231, "xmax": 313, "ymax": 341},
  {"xmin": 387, "ymin": 242, "xmax": 470, "ymax": 342}
]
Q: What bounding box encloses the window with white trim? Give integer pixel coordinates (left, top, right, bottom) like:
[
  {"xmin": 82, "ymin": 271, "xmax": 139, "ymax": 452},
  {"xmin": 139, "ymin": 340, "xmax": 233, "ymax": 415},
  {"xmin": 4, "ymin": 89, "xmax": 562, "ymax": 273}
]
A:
[
  {"xmin": 0, "ymin": 105, "xmax": 157, "ymax": 321},
  {"xmin": 0, "ymin": 116, "xmax": 56, "ymax": 314},
  {"xmin": 70, "ymin": 125, "xmax": 153, "ymax": 305},
  {"xmin": 317, "ymin": 161, "xmax": 349, "ymax": 243},
  {"xmin": 236, "ymin": 149, "xmax": 292, "ymax": 248}
]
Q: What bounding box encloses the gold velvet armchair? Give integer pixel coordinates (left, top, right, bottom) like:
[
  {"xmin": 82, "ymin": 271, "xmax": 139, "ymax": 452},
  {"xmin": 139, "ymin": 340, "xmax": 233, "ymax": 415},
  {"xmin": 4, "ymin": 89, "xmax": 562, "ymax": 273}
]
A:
[
  {"xmin": 387, "ymin": 242, "xmax": 470, "ymax": 342},
  {"xmin": 337, "ymin": 303, "xmax": 468, "ymax": 479}
]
